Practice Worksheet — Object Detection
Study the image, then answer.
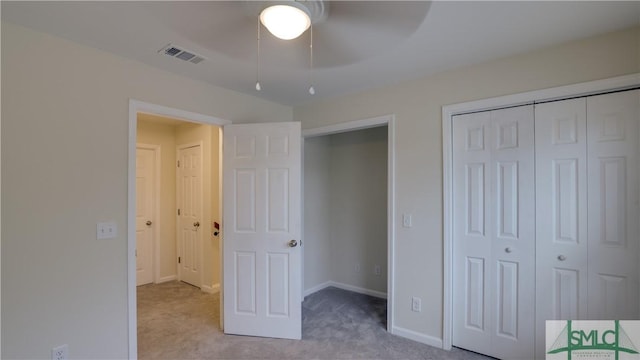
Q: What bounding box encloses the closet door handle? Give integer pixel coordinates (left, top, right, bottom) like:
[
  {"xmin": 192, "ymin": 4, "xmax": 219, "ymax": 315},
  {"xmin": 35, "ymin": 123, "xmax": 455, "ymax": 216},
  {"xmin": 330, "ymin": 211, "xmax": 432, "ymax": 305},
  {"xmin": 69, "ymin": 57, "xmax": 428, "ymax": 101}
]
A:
[
  {"xmin": 557, "ymin": 255, "xmax": 566, "ymax": 261},
  {"xmin": 505, "ymin": 247, "xmax": 512, "ymax": 253}
]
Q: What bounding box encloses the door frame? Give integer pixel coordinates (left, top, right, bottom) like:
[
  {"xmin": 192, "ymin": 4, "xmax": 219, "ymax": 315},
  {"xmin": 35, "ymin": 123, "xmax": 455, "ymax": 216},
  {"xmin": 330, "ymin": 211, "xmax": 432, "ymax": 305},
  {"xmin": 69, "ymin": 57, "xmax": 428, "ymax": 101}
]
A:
[
  {"xmin": 128, "ymin": 99, "xmax": 231, "ymax": 358},
  {"xmin": 302, "ymin": 114, "xmax": 397, "ymax": 335},
  {"xmin": 441, "ymin": 73, "xmax": 640, "ymax": 350},
  {"xmin": 136, "ymin": 143, "xmax": 161, "ymax": 284},
  {"xmin": 175, "ymin": 141, "xmax": 204, "ymax": 288}
]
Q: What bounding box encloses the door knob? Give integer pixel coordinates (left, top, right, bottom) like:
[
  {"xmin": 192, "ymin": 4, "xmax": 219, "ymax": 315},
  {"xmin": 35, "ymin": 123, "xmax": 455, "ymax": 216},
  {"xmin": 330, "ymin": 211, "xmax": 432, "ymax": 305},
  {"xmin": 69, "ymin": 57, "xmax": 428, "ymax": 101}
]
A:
[
  {"xmin": 194, "ymin": 221, "xmax": 200, "ymax": 228},
  {"xmin": 557, "ymin": 255, "xmax": 566, "ymax": 261},
  {"xmin": 288, "ymin": 240, "xmax": 298, "ymax": 248},
  {"xmin": 146, "ymin": 220, "xmax": 152, "ymax": 226},
  {"xmin": 505, "ymin": 247, "xmax": 512, "ymax": 253}
]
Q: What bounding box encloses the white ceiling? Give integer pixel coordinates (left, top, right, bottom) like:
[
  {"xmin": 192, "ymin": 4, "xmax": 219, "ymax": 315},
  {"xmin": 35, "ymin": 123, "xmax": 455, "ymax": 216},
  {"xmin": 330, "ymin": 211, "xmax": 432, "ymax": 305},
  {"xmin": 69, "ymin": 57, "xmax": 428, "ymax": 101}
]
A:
[{"xmin": 3, "ymin": 1, "xmax": 639, "ymax": 106}]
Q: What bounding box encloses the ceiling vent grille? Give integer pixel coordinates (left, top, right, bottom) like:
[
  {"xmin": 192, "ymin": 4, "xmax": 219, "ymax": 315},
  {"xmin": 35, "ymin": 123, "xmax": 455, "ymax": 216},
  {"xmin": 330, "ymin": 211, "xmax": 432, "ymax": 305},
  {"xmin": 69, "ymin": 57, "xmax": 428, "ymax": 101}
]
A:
[{"xmin": 158, "ymin": 44, "xmax": 206, "ymax": 64}]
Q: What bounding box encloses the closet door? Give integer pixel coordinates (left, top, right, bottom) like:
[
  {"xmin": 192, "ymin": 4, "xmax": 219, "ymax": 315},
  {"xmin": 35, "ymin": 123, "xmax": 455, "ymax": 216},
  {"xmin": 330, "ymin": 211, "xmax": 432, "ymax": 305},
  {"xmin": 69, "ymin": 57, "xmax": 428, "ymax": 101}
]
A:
[
  {"xmin": 453, "ymin": 106, "xmax": 535, "ymax": 359},
  {"xmin": 534, "ymin": 98, "xmax": 589, "ymax": 358},
  {"xmin": 586, "ymin": 90, "xmax": 639, "ymax": 320},
  {"xmin": 453, "ymin": 110, "xmax": 492, "ymax": 356}
]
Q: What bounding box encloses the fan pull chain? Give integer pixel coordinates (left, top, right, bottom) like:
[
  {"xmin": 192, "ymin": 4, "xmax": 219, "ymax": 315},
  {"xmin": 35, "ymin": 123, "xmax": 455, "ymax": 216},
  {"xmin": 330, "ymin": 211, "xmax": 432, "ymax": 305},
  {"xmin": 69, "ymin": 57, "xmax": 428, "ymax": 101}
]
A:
[
  {"xmin": 308, "ymin": 24, "xmax": 315, "ymax": 95},
  {"xmin": 255, "ymin": 17, "xmax": 262, "ymax": 91}
]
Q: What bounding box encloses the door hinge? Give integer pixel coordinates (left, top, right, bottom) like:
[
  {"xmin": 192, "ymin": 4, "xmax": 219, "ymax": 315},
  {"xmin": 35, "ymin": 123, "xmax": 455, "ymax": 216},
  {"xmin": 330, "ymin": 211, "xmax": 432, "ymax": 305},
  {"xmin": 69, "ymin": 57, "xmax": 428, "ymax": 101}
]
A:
[
  {"xmin": 177, "ymin": 160, "xmax": 180, "ymax": 167},
  {"xmin": 178, "ymin": 257, "xmax": 181, "ymax": 264},
  {"xmin": 178, "ymin": 209, "xmax": 181, "ymax": 215}
]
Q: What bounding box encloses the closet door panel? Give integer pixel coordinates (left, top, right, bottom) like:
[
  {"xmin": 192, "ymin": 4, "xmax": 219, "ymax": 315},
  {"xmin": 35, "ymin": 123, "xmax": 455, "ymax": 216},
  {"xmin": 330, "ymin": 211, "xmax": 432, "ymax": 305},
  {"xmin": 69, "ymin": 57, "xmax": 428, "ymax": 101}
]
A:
[
  {"xmin": 534, "ymin": 98, "xmax": 589, "ymax": 358},
  {"xmin": 587, "ymin": 90, "xmax": 639, "ymax": 320},
  {"xmin": 452, "ymin": 111, "xmax": 492, "ymax": 355},
  {"xmin": 453, "ymin": 106, "xmax": 535, "ymax": 359},
  {"xmin": 490, "ymin": 106, "xmax": 535, "ymax": 358}
]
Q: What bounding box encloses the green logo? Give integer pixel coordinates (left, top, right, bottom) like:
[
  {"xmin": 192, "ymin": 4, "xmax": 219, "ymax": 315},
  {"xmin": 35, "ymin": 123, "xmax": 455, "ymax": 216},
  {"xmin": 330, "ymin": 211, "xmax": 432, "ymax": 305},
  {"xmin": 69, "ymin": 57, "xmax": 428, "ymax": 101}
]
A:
[{"xmin": 547, "ymin": 320, "xmax": 639, "ymax": 360}]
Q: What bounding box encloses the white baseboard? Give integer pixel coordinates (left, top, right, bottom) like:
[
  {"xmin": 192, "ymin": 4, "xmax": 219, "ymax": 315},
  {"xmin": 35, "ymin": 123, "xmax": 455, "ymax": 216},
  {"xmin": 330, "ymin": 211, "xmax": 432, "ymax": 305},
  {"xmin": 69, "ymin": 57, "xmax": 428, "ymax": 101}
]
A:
[
  {"xmin": 157, "ymin": 275, "xmax": 177, "ymax": 283},
  {"xmin": 202, "ymin": 283, "xmax": 220, "ymax": 294},
  {"xmin": 304, "ymin": 281, "xmax": 387, "ymax": 299},
  {"xmin": 303, "ymin": 281, "xmax": 332, "ymax": 297},
  {"xmin": 391, "ymin": 326, "xmax": 443, "ymax": 349}
]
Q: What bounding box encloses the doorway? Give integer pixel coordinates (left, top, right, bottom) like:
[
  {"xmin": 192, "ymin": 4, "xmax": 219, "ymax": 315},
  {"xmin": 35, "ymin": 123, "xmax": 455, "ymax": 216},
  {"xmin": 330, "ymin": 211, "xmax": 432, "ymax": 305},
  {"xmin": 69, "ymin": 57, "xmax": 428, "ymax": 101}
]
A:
[
  {"xmin": 128, "ymin": 100, "xmax": 230, "ymax": 356},
  {"xmin": 302, "ymin": 115, "xmax": 396, "ymax": 332}
]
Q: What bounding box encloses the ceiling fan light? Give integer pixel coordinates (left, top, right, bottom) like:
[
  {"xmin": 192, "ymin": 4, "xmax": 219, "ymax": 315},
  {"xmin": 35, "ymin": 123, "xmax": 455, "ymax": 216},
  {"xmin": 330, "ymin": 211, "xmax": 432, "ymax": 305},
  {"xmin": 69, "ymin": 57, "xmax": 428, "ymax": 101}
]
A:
[{"xmin": 260, "ymin": 5, "xmax": 311, "ymax": 40}]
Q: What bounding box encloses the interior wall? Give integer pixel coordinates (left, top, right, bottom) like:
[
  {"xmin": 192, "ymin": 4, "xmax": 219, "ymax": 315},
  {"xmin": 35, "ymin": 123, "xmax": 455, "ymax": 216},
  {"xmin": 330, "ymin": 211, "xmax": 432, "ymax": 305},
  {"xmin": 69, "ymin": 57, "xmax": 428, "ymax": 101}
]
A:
[
  {"xmin": 303, "ymin": 136, "xmax": 332, "ymax": 291},
  {"xmin": 294, "ymin": 26, "xmax": 640, "ymax": 343},
  {"xmin": 329, "ymin": 127, "xmax": 388, "ymax": 293},
  {"xmin": 303, "ymin": 127, "xmax": 388, "ymax": 295},
  {"xmin": 1, "ymin": 21, "xmax": 291, "ymax": 359},
  {"xmin": 136, "ymin": 119, "xmax": 178, "ymax": 281}
]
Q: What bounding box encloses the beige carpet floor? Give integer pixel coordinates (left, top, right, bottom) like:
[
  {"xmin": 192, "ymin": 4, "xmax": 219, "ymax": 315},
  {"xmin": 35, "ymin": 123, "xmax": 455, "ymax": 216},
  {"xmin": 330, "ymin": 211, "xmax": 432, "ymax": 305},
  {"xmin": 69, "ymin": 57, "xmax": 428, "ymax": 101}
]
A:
[{"xmin": 137, "ymin": 281, "xmax": 491, "ymax": 360}]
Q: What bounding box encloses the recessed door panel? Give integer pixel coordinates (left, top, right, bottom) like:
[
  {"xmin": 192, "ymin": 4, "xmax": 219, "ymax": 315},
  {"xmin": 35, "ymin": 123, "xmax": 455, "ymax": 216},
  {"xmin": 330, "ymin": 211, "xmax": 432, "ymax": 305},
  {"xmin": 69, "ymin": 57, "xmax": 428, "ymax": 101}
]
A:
[
  {"xmin": 466, "ymin": 257, "xmax": 485, "ymax": 330},
  {"xmin": 466, "ymin": 163, "xmax": 485, "ymax": 236},
  {"xmin": 267, "ymin": 168, "xmax": 289, "ymax": 233},
  {"xmin": 267, "ymin": 253, "xmax": 289, "ymax": 317},
  {"xmin": 235, "ymin": 251, "xmax": 256, "ymax": 315},
  {"xmin": 552, "ymin": 159, "xmax": 579, "ymax": 244},
  {"xmin": 497, "ymin": 261, "xmax": 518, "ymax": 339},
  {"xmin": 235, "ymin": 169, "xmax": 256, "ymax": 232}
]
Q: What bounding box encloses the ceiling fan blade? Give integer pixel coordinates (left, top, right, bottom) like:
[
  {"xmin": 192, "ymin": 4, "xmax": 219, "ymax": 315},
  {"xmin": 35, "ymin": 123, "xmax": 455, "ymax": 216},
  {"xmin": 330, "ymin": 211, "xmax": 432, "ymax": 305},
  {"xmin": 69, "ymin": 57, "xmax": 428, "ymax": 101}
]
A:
[{"xmin": 311, "ymin": 1, "xmax": 431, "ymax": 67}]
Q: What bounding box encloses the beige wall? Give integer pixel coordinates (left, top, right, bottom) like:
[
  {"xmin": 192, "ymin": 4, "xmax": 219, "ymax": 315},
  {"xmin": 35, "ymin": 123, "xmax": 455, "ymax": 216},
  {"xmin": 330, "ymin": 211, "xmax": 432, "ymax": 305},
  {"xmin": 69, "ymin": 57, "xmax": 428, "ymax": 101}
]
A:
[
  {"xmin": 1, "ymin": 22, "xmax": 290, "ymax": 359},
  {"xmin": 294, "ymin": 26, "xmax": 640, "ymax": 342},
  {"xmin": 329, "ymin": 127, "xmax": 387, "ymax": 292},
  {"xmin": 303, "ymin": 136, "xmax": 333, "ymax": 291},
  {"xmin": 137, "ymin": 119, "xmax": 178, "ymax": 281}
]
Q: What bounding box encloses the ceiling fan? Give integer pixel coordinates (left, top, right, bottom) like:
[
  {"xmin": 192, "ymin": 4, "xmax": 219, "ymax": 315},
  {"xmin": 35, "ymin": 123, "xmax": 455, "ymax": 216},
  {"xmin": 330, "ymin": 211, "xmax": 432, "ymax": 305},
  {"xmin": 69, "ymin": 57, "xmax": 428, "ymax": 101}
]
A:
[{"xmin": 147, "ymin": 1, "xmax": 432, "ymax": 69}]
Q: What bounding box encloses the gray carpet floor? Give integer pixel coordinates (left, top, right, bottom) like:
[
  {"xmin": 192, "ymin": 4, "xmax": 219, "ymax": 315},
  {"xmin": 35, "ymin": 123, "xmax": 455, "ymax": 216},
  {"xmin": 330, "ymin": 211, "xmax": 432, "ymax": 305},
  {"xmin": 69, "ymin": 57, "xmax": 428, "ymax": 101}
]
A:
[{"xmin": 137, "ymin": 281, "xmax": 490, "ymax": 359}]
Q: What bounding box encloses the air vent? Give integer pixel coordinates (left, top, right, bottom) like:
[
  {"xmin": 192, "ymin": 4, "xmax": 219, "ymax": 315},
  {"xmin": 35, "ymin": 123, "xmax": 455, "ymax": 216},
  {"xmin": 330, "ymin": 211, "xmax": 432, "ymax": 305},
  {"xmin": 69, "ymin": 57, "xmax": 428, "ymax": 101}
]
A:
[{"xmin": 158, "ymin": 44, "xmax": 206, "ymax": 65}]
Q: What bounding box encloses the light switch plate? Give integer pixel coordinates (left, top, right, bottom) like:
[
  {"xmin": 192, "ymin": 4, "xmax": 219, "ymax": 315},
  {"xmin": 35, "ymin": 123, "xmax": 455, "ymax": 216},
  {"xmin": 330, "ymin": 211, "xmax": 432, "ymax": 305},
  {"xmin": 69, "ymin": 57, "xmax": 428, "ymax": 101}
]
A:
[
  {"xmin": 402, "ymin": 214, "xmax": 412, "ymax": 228},
  {"xmin": 97, "ymin": 221, "xmax": 118, "ymax": 240}
]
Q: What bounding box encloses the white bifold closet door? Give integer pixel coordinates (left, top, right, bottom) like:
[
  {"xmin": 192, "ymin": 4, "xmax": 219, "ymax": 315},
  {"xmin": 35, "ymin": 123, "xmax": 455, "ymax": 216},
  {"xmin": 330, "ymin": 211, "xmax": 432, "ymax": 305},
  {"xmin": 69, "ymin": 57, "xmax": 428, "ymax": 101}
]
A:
[
  {"xmin": 452, "ymin": 105, "xmax": 536, "ymax": 359},
  {"xmin": 534, "ymin": 90, "xmax": 639, "ymax": 358}
]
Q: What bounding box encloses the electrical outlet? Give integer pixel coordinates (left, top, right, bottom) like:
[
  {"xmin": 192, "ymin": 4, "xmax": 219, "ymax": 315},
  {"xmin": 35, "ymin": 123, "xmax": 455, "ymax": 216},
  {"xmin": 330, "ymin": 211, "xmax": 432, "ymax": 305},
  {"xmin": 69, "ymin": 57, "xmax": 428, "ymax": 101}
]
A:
[
  {"xmin": 374, "ymin": 265, "xmax": 381, "ymax": 276},
  {"xmin": 52, "ymin": 344, "xmax": 68, "ymax": 360},
  {"xmin": 355, "ymin": 263, "xmax": 361, "ymax": 273},
  {"xmin": 411, "ymin": 297, "xmax": 422, "ymax": 312}
]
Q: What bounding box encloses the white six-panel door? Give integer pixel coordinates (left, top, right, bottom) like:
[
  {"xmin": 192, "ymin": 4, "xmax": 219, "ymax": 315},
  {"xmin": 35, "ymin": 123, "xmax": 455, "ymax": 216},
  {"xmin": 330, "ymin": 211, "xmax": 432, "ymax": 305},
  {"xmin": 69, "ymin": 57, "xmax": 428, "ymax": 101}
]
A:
[
  {"xmin": 177, "ymin": 144, "xmax": 203, "ymax": 288},
  {"xmin": 534, "ymin": 98, "xmax": 589, "ymax": 358},
  {"xmin": 223, "ymin": 122, "xmax": 302, "ymax": 340},
  {"xmin": 586, "ymin": 91, "xmax": 639, "ymax": 321},
  {"xmin": 136, "ymin": 146, "xmax": 156, "ymax": 286},
  {"xmin": 452, "ymin": 105, "xmax": 535, "ymax": 359}
]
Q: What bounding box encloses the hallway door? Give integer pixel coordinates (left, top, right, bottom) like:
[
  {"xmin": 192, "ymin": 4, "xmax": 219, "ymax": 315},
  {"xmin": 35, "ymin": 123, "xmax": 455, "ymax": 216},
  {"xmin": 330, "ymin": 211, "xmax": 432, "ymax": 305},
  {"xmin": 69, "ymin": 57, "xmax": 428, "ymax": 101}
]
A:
[{"xmin": 177, "ymin": 143, "xmax": 203, "ymax": 287}]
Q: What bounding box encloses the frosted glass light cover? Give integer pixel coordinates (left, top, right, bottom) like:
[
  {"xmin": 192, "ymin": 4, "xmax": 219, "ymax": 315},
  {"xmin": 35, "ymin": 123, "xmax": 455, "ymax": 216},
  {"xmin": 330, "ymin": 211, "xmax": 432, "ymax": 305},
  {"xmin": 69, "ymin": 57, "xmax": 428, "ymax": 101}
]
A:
[{"xmin": 260, "ymin": 5, "xmax": 311, "ymax": 40}]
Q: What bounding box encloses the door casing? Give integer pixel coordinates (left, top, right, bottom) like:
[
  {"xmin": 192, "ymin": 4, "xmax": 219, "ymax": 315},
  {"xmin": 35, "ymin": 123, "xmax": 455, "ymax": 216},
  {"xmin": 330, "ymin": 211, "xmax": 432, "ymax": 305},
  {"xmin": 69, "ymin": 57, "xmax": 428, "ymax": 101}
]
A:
[{"xmin": 442, "ymin": 73, "xmax": 640, "ymax": 351}]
